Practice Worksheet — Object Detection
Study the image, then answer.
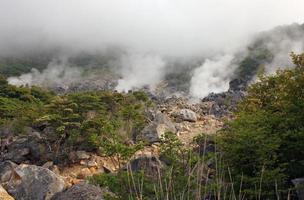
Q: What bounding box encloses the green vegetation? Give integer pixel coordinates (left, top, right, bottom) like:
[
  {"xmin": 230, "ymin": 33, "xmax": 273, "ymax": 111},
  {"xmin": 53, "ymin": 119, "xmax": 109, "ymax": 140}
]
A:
[
  {"xmin": 2, "ymin": 51, "xmax": 304, "ymax": 199},
  {"xmin": 0, "ymin": 75, "xmax": 53, "ymax": 130},
  {"xmin": 0, "ymin": 75, "xmax": 150, "ymax": 164},
  {"xmin": 89, "ymin": 132, "xmax": 232, "ymax": 200},
  {"xmin": 219, "ymin": 52, "xmax": 304, "ymax": 199},
  {"xmin": 86, "ymin": 52, "xmax": 304, "ymax": 200}
]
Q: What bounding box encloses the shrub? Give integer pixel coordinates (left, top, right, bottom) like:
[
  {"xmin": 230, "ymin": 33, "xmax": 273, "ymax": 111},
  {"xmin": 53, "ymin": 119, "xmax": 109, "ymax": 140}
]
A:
[{"xmin": 218, "ymin": 53, "xmax": 304, "ymax": 199}]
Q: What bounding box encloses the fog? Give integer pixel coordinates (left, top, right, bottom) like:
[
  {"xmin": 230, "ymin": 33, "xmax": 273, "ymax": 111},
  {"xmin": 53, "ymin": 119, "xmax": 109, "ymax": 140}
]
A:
[{"xmin": 1, "ymin": 0, "xmax": 304, "ymax": 97}]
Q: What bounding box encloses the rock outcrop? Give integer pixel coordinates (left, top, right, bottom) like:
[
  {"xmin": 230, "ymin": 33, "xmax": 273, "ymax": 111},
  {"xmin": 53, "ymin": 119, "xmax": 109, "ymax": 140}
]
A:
[
  {"xmin": 1, "ymin": 130, "xmax": 51, "ymax": 165},
  {"xmin": 202, "ymin": 78, "xmax": 247, "ymax": 117},
  {"xmin": 7, "ymin": 164, "xmax": 65, "ymax": 200}
]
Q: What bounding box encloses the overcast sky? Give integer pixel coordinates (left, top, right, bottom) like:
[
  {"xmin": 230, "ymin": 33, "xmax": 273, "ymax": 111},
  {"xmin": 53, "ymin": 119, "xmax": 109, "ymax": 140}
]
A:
[{"xmin": 0, "ymin": 0, "xmax": 303, "ymax": 56}]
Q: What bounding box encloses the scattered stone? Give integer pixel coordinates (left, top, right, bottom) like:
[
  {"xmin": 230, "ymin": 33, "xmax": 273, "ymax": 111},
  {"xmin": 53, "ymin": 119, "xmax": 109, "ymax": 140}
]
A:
[
  {"xmin": 76, "ymin": 151, "xmax": 90, "ymax": 160},
  {"xmin": 139, "ymin": 112, "xmax": 176, "ymax": 143},
  {"xmin": 77, "ymin": 168, "xmax": 92, "ymax": 179},
  {"xmin": 79, "ymin": 160, "xmax": 86, "ymax": 165},
  {"xmin": 7, "ymin": 164, "xmax": 65, "ymax": 200},
  {"xmin": 201, "ymin": 78, "xmax": 247, "ymax": 118},
  {"xmin": 0, "ymin": 185, "xmax": 14, "ymax": 200},
  {"xmin": 51, "ymin": 183, "xmax": 104, "ymax": 200},
  {"xmin": 69, "ymin": 151, "xmax": 90, "ymax": 163},
  {"xmin": 89, "ymin": 167, "xmax": 97, "ymax": 174},
  {"xmin": 179, "ymin": 109, "xmax": 197, "ymax": 122},
  {"xmin": 87, "ymin": 161, "xmax": 98, "ymax": 168}
]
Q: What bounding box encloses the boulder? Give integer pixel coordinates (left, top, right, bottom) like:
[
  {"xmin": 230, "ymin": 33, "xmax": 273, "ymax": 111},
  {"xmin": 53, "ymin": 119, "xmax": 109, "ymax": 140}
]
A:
[
  {"xmin": 7, "ymin": 164, "xmax": 65, "ymax": 200},
  {"xmin": 1, "ymin": 133, "xmax": 50, "ymax": 164},
  {"xmin": 139, "ymin": 112, "xmax": 176, "ymax": 143},
  {"xmin": 0, "ymin": 161, "xmax": 17, "ymax": 183},
  {"xmin": 75, "ymin": 151, "xmax": 90, "ymax": 160},
  {"xmin": 126, "ymin": 155, "xmax": 163, "ymax": 177},
  {"xmin": 51, "ymin": 183, "xmax": 103, "ymax": 200},
  {"xmin": 2, "ymin": 138, "xmax": 30, "ymax": 164},
  {"xmin": 292, "ymin": 178, "xmax": 304, "ymax": 200},
  {"xmin": 179, "ymin": 109, "xmax": 197, "ymax": 122},
  {"xmin": 0, "ymin": 185, "xmax": 14, "ymax": 200},
  {"xmin": 69, "ymin": 151, "xmax": 90, "ymax": 163}
]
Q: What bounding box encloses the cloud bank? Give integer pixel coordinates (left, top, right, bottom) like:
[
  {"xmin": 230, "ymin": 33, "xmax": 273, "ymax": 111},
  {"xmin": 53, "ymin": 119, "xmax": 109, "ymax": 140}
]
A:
[{"xmin": 1, "ymin": 0, "xmax": 304, "ymax": 97}]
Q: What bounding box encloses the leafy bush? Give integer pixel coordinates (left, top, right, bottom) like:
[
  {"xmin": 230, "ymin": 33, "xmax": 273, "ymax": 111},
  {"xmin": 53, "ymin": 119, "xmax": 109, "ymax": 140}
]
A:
[
  {"xmin": 34, "ymin": 91, "xmax": 149, "ymax": 163},
  {"xmin": 0, "ymin": 75, "xmax": 50, "ymax": 129},
  {"xmin": 219, "ymin": 53, "xmax": 304, "ymax": 199},
  {"xmin": 0, "ymin": 76, "xmax": 149, "ymax": 164}
]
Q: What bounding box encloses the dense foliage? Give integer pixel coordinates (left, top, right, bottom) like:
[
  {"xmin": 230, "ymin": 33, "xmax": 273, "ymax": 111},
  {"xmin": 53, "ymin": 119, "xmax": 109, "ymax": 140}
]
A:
[
  {"xmin": 219, "ymin": 53, "xmax": 304, "ymax": 199},
  {"xmin": 0, "ymin": 76, "xmax": 150, "ymax": 164}
]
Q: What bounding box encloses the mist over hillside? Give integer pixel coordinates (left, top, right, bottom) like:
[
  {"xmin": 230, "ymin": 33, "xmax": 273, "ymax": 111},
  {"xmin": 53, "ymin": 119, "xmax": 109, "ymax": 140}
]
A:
[
  {"xmin": 0, "ymin": 0, "xmax": 304, "ymax": 98},
  {"xmin": 2, "ymin": 23, "xmax": 303, "ymax": 98}
]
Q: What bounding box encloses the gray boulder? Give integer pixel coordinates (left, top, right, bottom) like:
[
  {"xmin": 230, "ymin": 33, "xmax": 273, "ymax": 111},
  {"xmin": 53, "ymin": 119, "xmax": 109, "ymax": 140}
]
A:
[
  {"xmin": 1, "ymin": 132, "xmax": 50, "ymax": 165},
  {"xmin": 2, "ymin": 138, "xmax": 30, "ymax": 164},
  {"xmin": 51, "ymin": 183, "xmax": 103, "ymax": 200},
  {"xmin": 179, "ymin": 109, "xmax": 197, "ymax": 122},
  {"xmin": 139, "ymin": 112, "xmax": 176, "ymax": 143},
  {"xmin": 7, "ymin": 164, "xmax": 65, "ymax": 200},
  {"xmin": 0, "ymin": 161, "xmax": 17, "ymax": 183}
]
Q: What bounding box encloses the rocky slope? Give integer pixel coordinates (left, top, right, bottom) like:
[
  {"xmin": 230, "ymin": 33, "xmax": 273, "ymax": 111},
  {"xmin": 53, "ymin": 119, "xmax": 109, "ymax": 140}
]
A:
[{"xmin": 0, "ymin": 79, "xmax": 243, "ymax": 199}]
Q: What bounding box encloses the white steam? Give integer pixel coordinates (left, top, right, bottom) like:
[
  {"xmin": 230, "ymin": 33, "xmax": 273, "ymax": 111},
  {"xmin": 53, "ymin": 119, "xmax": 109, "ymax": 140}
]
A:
[
  {"xmin": 8, "ymin": 59, "xmax": 83, "ymax": 87},
  {"xmin": 1, "ymin": 0, "xmax": 304, "ymax": 98},
  {"xmin": 190, "ymin": 55, "xmax": 235, "ymax": 98},
  {"xmin": 115, "ymin": 53, "xmax": 165, "ymax": 92}
]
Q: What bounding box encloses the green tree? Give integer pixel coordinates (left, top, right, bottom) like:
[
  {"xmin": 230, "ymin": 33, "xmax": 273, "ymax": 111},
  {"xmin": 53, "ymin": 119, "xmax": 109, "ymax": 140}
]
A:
[{"xmin": 219, "ymin": 53, "xmax": 304, "ymax": 199}]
